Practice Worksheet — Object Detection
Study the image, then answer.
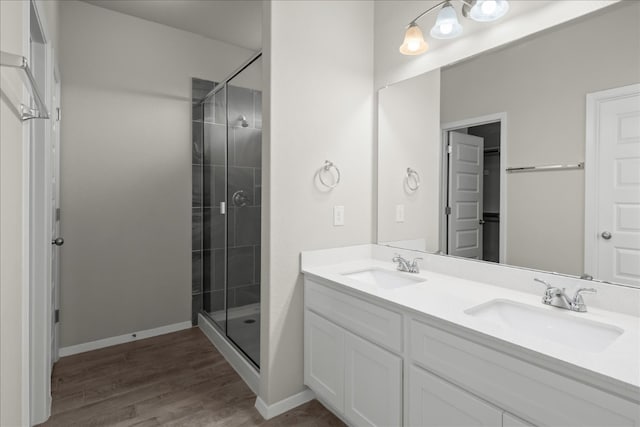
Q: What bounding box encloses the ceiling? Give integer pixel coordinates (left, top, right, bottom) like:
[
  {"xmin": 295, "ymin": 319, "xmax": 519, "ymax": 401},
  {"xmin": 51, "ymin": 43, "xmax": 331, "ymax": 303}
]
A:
[{"xmin": 82, "ymin": 0, "xmax": 262, "ymax": 51}]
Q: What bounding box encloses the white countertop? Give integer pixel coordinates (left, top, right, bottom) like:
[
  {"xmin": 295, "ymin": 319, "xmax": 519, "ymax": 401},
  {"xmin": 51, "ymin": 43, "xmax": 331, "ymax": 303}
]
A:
[{"xmin": 302, "ymin": 257, "xmax": 640, "ymax": 392}]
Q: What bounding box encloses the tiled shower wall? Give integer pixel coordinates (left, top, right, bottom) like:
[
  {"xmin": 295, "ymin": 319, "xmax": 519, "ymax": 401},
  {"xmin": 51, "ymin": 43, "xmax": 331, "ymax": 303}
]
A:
[
  {"xmin": 192, "ymin": 78, "xmax": 262, "ymax": 325},
  {"xmin": 192, "ymin": 78, "xmax": 215, "ymax": 324}
]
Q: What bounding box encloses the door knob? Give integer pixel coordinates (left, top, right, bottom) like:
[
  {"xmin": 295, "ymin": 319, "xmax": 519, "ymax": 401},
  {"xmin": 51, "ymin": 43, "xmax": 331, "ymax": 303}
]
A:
[
  {"xmin": 601, "ymin": 231, "xmax": 612, "ymax": 240},
  {"xmin": 52, "ymin": 237, "xmax": 64, "ymax": 246},
  {"xmin": 479, "ymin": 219, "xmax": 486, "ymax": 225}
]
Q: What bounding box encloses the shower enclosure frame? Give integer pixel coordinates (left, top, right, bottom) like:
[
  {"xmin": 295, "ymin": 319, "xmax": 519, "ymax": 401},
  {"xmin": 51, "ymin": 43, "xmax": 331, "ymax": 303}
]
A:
[{"xmin": 198, "ymin": 51, "xmax": 263, "ymax": 372}]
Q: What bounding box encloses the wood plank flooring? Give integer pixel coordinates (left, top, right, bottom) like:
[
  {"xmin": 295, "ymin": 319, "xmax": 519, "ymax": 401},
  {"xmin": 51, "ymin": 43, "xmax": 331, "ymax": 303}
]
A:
[{"xmin": 40, "ymin": 328, "xmax": 343, "ymax": 426}]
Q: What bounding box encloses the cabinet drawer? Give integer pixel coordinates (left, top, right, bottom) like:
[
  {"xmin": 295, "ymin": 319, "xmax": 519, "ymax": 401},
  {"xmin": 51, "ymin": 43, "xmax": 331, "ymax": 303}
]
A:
[
  {"xmin": 305, "ymin": 279, "xmax": 403, "ymax": 352},
  {"xmin": 410, "ymin": 319, "xmax": 639, "ymax": 427}
]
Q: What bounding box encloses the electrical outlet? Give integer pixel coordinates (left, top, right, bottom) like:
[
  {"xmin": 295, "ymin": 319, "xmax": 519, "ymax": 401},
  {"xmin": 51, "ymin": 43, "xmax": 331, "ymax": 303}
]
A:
[
  {"xmin": 333, "ymin": 206, "xmax": 344, "ymax": 226},
  {"xmin": 396, "ymin": 204, "xmax": 405, "ymax": 223}
]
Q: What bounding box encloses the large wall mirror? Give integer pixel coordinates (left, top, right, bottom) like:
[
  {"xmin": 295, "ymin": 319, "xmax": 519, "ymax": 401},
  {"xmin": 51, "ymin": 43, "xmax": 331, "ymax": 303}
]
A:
[{"xmin": 377, "ymin": 2, "xmax": 640, "ymax": 288}]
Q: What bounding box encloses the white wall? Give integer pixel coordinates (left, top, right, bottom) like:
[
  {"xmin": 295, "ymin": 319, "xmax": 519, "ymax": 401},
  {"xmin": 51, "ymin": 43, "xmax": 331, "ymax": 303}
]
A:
[
  {"xmin": 373, "ymin": 1, "xmax": 618, "ymax": 88},
  {"xmin": 441, "ymin": 2, "xmax": 640, "ymax": 275},
  {"xmin": 261, "ymin": 0, "xmax": 374, "ymax": 405},
  {"xmin": 378, "ymin": 70, "xmax": 440, "ymax": 250},
  {"xmin": 0, "ymin": 3, "xmax": 29, "ymax": 424},
  {"xmin": 58, "ymin": 1, "xmax": 253, "ymax": 347}
]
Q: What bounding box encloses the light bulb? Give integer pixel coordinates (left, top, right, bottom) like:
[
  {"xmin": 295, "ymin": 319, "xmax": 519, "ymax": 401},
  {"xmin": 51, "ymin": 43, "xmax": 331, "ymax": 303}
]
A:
[
  {"xmin": 468, "ymin": 0, "xmax": 509, "ymax": 22},
  {"xmin": 439, "ymin": 23, "xmax": 453, "ymax": 35},
  {"xmin": 481, "ymin": 0, "xmax": 497, "ymax": 15}
]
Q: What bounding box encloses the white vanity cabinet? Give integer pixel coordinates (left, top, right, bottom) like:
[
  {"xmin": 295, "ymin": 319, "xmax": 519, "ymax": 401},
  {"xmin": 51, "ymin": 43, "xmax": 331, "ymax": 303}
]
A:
[
  {"xmin": 304, "ymin": 275, "xmax": 640, "ymax": 427},
  {"xmin": 304, "ymin": 279, "xmax": 403, "ymax": 426},
  {"xmin": 410, "ymin": 319, "xmax": 639, "ymax": 427},
  {"xmin": 344, "ymin": 330, "xmax": 402, "ymax": 426},
  {"xmin": 305, "ymin": 310, "xmax": 345, "ymax": 412},
  {"xmin": 408, "ymin": 365, "xmax": 502, "ymax": 426}
]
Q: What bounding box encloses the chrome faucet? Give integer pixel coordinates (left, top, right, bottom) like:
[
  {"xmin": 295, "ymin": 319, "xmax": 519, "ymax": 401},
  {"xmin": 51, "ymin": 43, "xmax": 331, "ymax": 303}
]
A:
[
  {"xmin": 534, "ymin": 278, "xmax": 597, "ymax": 312},
  {"xmin": 392, "ymin": 254, "xmax": 422, "ymax": 273}
]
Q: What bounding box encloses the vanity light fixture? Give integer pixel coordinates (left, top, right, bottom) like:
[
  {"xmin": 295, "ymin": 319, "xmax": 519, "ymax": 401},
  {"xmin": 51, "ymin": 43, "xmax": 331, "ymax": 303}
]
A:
[
  {"xmin": 399, "ymin": 22, "xmax": 429, "ymax": 55},
  {"xmin": 463, "ymin": 0, "xmax": 510, "ymax": 22},
  {"xmin": 399, "ymin": 0, "xmax": 509, "ymax": 55},
  {"xmin": 431, "ymin": 2, "xmax": 463, "ymax": 40}
]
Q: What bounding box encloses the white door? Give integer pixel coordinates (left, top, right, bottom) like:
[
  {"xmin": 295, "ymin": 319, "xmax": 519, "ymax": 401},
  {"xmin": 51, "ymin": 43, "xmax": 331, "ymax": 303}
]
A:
[
  {"xmin": 28, "ymin": 14, "xmax": 54, "ymax": 423},
  {"xmin": 50, "ymin": 75, "xmax": 61, "ymax": 364},
  {"xmin": 586, "ymin": 84, "xmax": 640, "ymax": 286},
  {"xmin": 344, "ymin": 331, "xmax": 402, "ymax": 427},
  {"xmin": 408, "ymin": 365, "xmax": 502, "ymax": 427},
  {"xmin": 304, "ymin": 311, "xmax": 345, "ymax": 412},
  {"xmin": 448, "ymin": 131, "xmax": 484, "ymax": 259}
]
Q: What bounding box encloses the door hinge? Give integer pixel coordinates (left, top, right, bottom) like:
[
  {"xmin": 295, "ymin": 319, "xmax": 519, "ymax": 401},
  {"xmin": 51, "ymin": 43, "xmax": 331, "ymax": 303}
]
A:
[
  {"xmin": 447, "ymin": 145, "xmax": 452, "ymax": 154},
  {"xmin": 445, "ymin": 206, "xmax": 451, "ymax": 215},
  {"xmin": 56, "ymin": 207, "xmax": 61, "ymax": 221},
  {"xmin": 54, "ymin": 309, "xmax": 60, "ymax": 323},
  {"xmin": 56, "ymin": 107, "xmax": 61, "ymax": 122}
]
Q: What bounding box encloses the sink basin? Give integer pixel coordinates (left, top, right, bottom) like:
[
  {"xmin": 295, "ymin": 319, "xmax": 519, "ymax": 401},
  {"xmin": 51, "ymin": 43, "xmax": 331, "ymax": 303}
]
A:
[
  {"xmin": 465, "ymin": 299, "xmax": 624, "ymax": 353},
  {"xmin": 341, "ymin": 268, "xmax": 425, "ymax": 290}
]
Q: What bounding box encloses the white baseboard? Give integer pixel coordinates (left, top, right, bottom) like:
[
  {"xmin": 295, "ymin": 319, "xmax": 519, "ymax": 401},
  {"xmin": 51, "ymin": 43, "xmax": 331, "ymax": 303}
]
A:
[
  {"xmin": 254, "ymin": 389, "xmax": 316, "ymax": 420},
  {"xmin": 58, "ymin": 321, "xmax": 192, "ymax": 357},
  {"xmin": 198, "ymin": 313, "xmax": 259, "ymax": 394}
]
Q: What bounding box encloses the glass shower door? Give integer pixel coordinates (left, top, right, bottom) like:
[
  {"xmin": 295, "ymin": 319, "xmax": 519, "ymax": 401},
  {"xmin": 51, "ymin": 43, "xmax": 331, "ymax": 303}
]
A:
[
  {"xmin": 225, "ymin": 57, "xmax": 262, "ymax": 367},
  {"xmin": 202, "ymin": 86, "xmax": 228, "ymax": 330},
  {"xmin": 200, "ymin": 54, "xmax": 262, "ymax": 369}
]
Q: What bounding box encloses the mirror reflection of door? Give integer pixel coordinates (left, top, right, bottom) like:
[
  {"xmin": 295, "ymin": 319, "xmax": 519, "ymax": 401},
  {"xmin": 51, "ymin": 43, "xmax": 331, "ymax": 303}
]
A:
[
  {"xmin": 586, "ymin": 85, "xmax": 640, "ymax": 287},
  {"xmin": 446, "ymin": 123, "xmax": 501, "ymax": 262},
  {"xmin": 447, "ymin": 132, "xmax": 484, "ymax": 259}
]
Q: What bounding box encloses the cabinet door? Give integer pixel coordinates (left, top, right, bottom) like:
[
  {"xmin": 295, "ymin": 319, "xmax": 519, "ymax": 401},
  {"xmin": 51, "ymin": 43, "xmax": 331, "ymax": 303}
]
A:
[
  {"xmin": 409, "ymin": 365, "xmax": 502, "ymax": 427},
  {"xmin": 304, "ymin": 311, "xmax": 345, "ymax": 412},
  {"xmin": 344, "ymin": 331, "xmax": 402, "ymax": 427},
  {"xmin": 503, "ymin": 412, "xmax": 535, "ymax": 427}
]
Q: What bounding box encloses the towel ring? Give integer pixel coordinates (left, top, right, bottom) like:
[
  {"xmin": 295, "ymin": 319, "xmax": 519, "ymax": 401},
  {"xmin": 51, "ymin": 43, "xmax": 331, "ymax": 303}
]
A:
[
  {"xmin": 319, "ymin": 160, "xmax": 341, "ymax": 189},
  {"xmin": 406, "ymin": 167, "xmax": 420, "ymax": 191}
]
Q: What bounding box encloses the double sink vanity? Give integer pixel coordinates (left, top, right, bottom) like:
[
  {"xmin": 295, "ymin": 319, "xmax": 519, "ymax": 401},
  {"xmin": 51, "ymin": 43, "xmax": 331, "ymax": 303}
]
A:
[
  {"xmin": 302, "ymin": 4, "xmax": 640, "ymax": 425},
  {"xmin": 301, "ymin": 245, "xmax": 640, "ymax": 427}
]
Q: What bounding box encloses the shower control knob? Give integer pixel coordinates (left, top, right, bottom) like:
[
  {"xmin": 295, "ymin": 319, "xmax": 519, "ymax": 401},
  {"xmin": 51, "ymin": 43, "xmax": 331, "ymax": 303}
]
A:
[
  {"xmin": 52, "ymin": 237, "xmax": 64, "ymax": 246},
  {"xmin": 601, "ymin": 231, "xmax": 612, "ymax": 240}
]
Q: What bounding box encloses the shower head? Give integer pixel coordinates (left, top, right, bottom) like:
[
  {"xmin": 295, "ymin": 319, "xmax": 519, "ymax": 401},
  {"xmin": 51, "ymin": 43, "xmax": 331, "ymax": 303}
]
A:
[{"xmin": 239, "ymin": 115, "xmax": 249, "ymax": 128}]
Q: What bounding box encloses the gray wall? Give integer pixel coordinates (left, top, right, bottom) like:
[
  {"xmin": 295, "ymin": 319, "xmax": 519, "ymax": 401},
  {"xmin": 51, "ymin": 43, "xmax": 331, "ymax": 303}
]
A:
[
  {"xmin": 58, "ymin": 1, "xmax": 252, "ymax": 347},
  {"xmin": 441, "ymin": 2, "xmax": 640, "ymax": 275}
]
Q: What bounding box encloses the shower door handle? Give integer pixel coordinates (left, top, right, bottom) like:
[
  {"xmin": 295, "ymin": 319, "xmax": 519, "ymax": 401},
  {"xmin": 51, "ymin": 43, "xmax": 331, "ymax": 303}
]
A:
[{"xmin": 220, "ymin": 202, "xmax": 226, "ymax": 215}]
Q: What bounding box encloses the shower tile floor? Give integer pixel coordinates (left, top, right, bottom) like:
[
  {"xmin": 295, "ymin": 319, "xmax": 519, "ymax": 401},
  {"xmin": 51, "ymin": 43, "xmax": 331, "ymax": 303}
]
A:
[
  {"xmin": 218, "ymin": 312, "xmax": 261, "ymax": 366},
  {"xmin": 39, "ymin": 328, "xmax": 343, "ymax": 426}
]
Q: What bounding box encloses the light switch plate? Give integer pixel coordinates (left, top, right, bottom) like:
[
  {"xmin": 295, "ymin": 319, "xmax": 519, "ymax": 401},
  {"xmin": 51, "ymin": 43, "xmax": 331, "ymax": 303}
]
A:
[
  {"xmin": 333, "ymin": 206, "xmax": 344, "ymax": 226},
  {"xmin": 396, "ymin": 204, "xmax": 405, "ymax": 223}
]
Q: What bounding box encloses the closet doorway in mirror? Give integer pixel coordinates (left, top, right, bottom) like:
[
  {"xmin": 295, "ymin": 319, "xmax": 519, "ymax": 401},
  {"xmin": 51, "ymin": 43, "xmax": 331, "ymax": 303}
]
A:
[{"xmin": 441, "ymin": 114, "xmax": 507, "ymax": 264}]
